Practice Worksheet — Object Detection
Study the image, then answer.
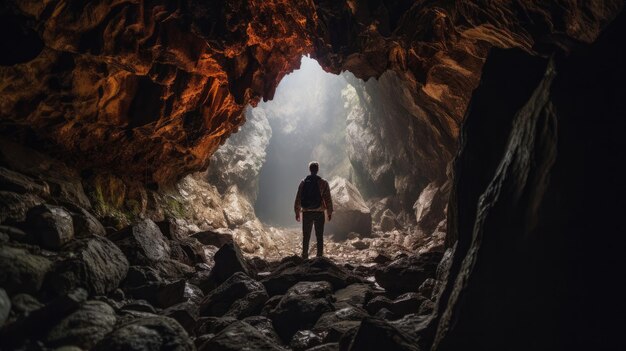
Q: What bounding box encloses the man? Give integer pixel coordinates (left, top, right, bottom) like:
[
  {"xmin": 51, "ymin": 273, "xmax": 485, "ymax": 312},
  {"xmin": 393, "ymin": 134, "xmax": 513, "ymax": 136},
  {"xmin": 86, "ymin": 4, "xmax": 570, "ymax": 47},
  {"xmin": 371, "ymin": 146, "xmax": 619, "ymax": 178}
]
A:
[{"xmin": 294, "ymin": 161, "xmax": 333, "ymax": 259}]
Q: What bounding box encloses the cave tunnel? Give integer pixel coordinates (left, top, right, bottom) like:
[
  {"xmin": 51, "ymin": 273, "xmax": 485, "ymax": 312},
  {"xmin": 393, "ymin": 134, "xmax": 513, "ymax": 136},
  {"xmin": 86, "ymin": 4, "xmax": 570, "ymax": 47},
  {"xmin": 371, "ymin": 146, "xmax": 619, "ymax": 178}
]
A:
[{"xmin": 0, "ymin": 1, "xmax": 625, "ymax": 350}]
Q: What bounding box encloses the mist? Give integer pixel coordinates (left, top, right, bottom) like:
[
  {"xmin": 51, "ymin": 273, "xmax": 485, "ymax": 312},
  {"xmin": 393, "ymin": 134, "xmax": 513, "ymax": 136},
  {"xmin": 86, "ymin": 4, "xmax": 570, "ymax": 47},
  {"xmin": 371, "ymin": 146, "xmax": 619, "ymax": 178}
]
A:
[{"xmin": 254, "ymin": 57, "xmax": 354, "ymax": 226}]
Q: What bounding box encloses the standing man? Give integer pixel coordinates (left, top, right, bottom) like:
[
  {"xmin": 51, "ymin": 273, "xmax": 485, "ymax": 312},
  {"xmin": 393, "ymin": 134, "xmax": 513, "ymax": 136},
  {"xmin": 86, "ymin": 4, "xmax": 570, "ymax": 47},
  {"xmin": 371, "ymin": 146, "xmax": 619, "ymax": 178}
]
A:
[{"xmin": 294, "ymin": 161, "xmax": 333, "ymax": 259}]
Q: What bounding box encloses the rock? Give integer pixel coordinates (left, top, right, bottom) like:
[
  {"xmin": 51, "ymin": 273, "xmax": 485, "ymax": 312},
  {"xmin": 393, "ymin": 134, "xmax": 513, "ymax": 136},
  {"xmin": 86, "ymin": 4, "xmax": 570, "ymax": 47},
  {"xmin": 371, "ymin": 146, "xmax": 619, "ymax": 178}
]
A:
[
  {"xmin": 307, "ymin": 343, "xmax": 340, "ymax": 351},
  {"xmin": 365, "ymin": 293, "xmax": 426, "ymax": 317},
  {"xmin": 152, "ymin": 259, "xmax": 195, "ymax": 280},
  {"xmin": 194, "ymin": 316, "xmax": 238, "ymax": 336},
  {"xmin": 200, "ymin": 271, "xmax": 268, "ymax": 319},
  {"xmin": 313, "ymin": 307, "xmax": 369, "ymax": 334},
  {"xmin": 418, "ymin": 299, "xmax": 434, "ymax": 315},
  {"xmin": 10, "ymin": 293, "xmax": 43, "ymax": 316},
  {"xmin": 93, "ymin": 316, "xmax": 193, "ymax": 351},
  {"xmin": 379, "ymin": 209, "xmax": 397, "ymax": 232},
  {"xmin": 163, "ymin": 301, "xmax": 199, "ymax": 333},
  {"xmin": 122, "ymin": 300, "xmax": 157, "ymax": 314},
  {"xmin": 374, "ymin": 308, "xmax": 397, "ymax": 320},
  {"xmin": 0, "ymin": 191, "xmax": 44, "ymax": 225},
  {"xmin": 108, "ymin": 219, "xmax": 171, "ymax": 264},
  {"xmin": 46, "ymin": 236, "xmax": 129, "ymax": 296},
  {"xmin": 222, "ymin": 186, "xmax": 257, "ymax": 228},
  {"xmin": 326, "ymin": 177, "xmax": 372, "ymax": 239},
  {"xmin": 156, "ymin": 218, "xmax": 191, "ymax": 241},
  {"xmin": 262, "ymin": 257, "xmax": 366, "ymax": 296},
  {"xmin": 183, "ymin": 282, "xmax": 205, "ymax": 305},
  {"xmin": 242, "ymin": 315, "xmax": 283, "ymax": 345},
  {"xmin": 199, "ymin": 320, "xmax": 284, "ymax": 351},
  {"xmin": 350, "ymin": 239, "xmax": 369, "ymax": 250},
  {"xmin": 200, "ymin": 241, "xmax": 251, "ymax": 292},
  {"xmin": 26, "ymin": 204, "xmax": 74, "ymax": 250},
  {"xmin": 0, "ymin": 224, "xmax": 31, "ymax": 243},
  {"xmin": 69, "ymin": 206, "xmax": 106, "ymax": 238},
  {"xmin": 0, "ymin": 288, "xmax": 10, "ymax": 326},
  {"xmin": 418, "ymin": 278, "xmax": 436, "ymax": 299},
  {"xmin": 332, "ymin": 283, "xmax": 373, "ymax": 309},
  {"xmin": 268, "ymin": 281, "xmax": 335, "ymax": 342},
  {"xmin": 0, "ymin": 245, "xmax": 52, "ymax": 295},
  {"xmin": 170, "ymin": 237, "xmax": 206, "ymax": 266},
  {"xmin": 46, "ymin": 300, "xmax": 117, "ymax": 349},
  {"xmin": 0, "ymin": 289, "xmax": 88, "ymax": 350},
  {"xmin": 413, "ymin": 181, "xmax": 449, "ymax": 235},
  {"xmin": 290, "ymin": 330, "xmax": 324, "ymax": 351},
  {"xmin": 126, "ymin": 279, "xmax": 186, "ymax": 308},
  {"xmin": 191, "ymin": 228, "xmax": 234, "ymax": 247},
  {"xmin": 0, "ymin": 166, "xmax": 50, "ymax": 197},
  {"xmin": 373, "ymin": 253, "xmax": 392, "ymax": 265},
  {"xmin": 374, "ymin": 252, "xmax": 442, "ymax": 293},
  {"xmin": 348, "ymin": 317, "xmax": 419, "ymax": 351}
]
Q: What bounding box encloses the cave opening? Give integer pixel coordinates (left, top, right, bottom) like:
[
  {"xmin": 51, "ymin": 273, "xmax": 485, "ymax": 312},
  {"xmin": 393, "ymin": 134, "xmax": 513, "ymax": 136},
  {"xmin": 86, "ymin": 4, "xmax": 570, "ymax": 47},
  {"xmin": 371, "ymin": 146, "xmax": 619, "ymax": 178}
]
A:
[{"xmin": 206, "ymin": 55, "xmax": 451, "ymax": 262}]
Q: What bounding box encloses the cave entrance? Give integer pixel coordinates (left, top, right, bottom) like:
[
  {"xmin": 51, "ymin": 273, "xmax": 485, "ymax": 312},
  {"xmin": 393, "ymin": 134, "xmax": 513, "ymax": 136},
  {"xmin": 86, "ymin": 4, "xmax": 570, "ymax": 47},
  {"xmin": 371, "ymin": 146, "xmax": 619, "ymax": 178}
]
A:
[{"xmin": 207, "ymin": 56, "xmax": 451, "ymax": 260}]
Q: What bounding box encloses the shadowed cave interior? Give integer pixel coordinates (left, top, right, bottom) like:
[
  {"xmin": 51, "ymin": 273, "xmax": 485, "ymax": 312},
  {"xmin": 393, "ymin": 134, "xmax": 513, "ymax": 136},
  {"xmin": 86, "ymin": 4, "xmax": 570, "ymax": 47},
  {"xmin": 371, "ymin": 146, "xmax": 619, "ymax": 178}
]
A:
[{"xmin": 0, "ymin": 1, "xmax": 625, "ymax": 351}]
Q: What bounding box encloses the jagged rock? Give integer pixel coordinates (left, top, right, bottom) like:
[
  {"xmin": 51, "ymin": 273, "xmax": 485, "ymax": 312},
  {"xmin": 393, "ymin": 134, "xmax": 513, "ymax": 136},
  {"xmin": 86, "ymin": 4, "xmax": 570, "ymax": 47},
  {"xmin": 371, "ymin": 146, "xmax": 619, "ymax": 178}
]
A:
[
  {"xmin": 332, "ymin": 283, "xmax": 373, "ymax": 309},
  {"xmin": 262, "ymin": 257, "xmax": 365, "ymax": 296},
  {"xmin": 373, "ymin": 254, "xmax": 392, "ymax": 265},
  {"xmin": 242, "ymin": 315, "xmax": 283, "ymax": 345},
  {"xmin": 307, "ymin": 343, "xmax": 340, "ymax": 351},
  {"xmin": 0, "ymin": 166, "xmax": 50, "ymax": 197},
  {"xmin": 69, "ymin": 205, "xmax": 106, "ymax": 238},
  {"xmin": 348, "ymin": 317, "xmax": 419, "ymax": 351},
  {"xmin": 260, "ymin": 295, "xmax": 283, "ymax": 316},
  {"xmin": 156, "ymin": 218, "xmax": 192, "ymax": 241},
  {"xmin": 0, "ymin": 289, "xmax": 88, "ymax": 350},
  {"xmin": 200, "ymin": 241, "xmax": 251, "ymax": 292},
  {"xmin": 379, "ymin": 209, "xmax": 397, "ymax": 232},
  {"xmin": 121, "ymin": 300, "xmax": 157, "ymax": 314},
  {"xmin": 375, "ymin": 252, "xmax": 442, "ymax": 293},
  {"xmin": 199, "ymin": 320, "xmax": 284, "ymax": 351},
  {"xmin": 222, "ymin": 185, "xmax": 256, "ymax": 228},
  {"xmin": 191, "ymin": 228, "xmax": 234, "ymax": 247},
  {"xmin": 46, "ymin": 236, "xmax": 129, "ymax": 296},
  {"xmin": 365, "ymin": 293, "xmax": 426, "ymax": 317},
  {"xmin": 170, "ymin": 237, "xmax": 206, "ymax": 266},
  {"xmin": 326, "ymin": 177, "xmax": 372, "ymax": 239},
  {"xmin": 0, "ymin": 288, "xmax": 10, "ymax": 326},
  {"xmin": 0, "ymin": 245, "xmax": 52, "ymax": 295},
  {"xmin": 126, "ymin": 279, "xmax": 186, "ymax": 309},
  {"xmin": 123, "ymin": 265, "xmax": 162, "ymax": 288},
  {"xmin": 45, "ymin": 300, "xmax": 117, "ymax": 349},
  {"xmin": 108, "ymin": 219, "xmax": 171, "ymax": 264},
  {"xmin": 290, "ymin": 330, "xmax": 324, "ymax": 351},
  {"xmin": 163, "ymin": 301, "xmax": 199, "ymax": 333},
  {"xmin": 200, "ymin": 271, "xmax": 268, "ymax": 319},
  {"xmin": 375, "ymin": 308, "xmax": 397, "ymax": 321},
  {"xmin": 183, "ymin": 282, "xmax": 205, "ymax": 305},
  {"xmin": 0, "ymin": 191, "xmax": 45, "ymax": 225},
  {"xmin": 25, "ymin": 204, "xmax": 74, "ymax": 250},
  {"xmin": 10, "ymin": 293, "xmax": 43, "ymax": 316},
  {"xmin": 418, "ymin": 299, "xmax": 435, "ymax": 315},
  {"xmin": 152, "ymin": 259, "xmax": 195, "ymax": 281},
  {"xmin": 174, "ymin": 175, "xmax": 229, "ymax": 229},
  {"xmin": 313, "ymin": 307, "xmax": 369, "ymax": 334},
  {"xmin": 418, "ymin": 278, "xmax": 436, "ymax": 299},
  {"xmin": 268, "ymin": 281, "xmax": 335, "ymax": 342},
  {"xmin": 194, "ymin": 316, "xmax": 238, "ymax": 336},
  {"xmin": 93, "ymin": 316, "xmax": 193, "ymax": 351}
]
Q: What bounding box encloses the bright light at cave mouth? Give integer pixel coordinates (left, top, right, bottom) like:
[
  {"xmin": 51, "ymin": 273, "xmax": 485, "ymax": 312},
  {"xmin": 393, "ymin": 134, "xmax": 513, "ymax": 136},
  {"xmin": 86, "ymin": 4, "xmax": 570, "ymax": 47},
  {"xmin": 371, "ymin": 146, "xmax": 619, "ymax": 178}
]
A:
[{"xmin": 254, "ymin": 56, "xmax": 357, "ymax": 226}]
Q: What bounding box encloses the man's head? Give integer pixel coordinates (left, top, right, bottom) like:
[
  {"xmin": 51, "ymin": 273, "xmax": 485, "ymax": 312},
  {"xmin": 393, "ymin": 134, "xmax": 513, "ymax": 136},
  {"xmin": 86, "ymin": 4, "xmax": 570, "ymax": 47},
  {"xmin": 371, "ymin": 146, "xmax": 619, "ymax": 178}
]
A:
[{"xmin": 309, "ymin": 161, "xmax": 319, "ymax": 175}]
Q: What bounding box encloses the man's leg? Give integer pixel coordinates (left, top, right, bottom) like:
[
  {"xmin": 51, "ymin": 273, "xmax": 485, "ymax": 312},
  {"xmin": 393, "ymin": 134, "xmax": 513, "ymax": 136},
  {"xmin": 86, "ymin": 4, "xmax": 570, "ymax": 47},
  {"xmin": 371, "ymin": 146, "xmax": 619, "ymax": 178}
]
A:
[
  {"xmin": 302, "ymin": 212, "xmax": 314, "ymax": 259},
  {"xmin": 312, "ymin": 211, "xmax": 325, "ymax": 257}
]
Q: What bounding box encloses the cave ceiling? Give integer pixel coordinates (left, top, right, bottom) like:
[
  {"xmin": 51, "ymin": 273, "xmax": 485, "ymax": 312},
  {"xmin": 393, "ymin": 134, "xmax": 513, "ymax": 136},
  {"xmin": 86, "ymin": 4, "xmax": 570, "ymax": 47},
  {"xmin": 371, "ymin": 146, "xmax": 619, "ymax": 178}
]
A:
[{"xmin": 0, "ymin": 0, "xmax": 620, "ymax": 184}]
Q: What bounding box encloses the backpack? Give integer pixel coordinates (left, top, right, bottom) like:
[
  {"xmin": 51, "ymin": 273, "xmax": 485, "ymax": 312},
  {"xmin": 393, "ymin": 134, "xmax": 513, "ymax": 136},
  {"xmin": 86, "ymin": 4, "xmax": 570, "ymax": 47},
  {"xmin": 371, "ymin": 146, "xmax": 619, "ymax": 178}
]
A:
[{"xmin": 301, "ymin": 175, "xmax": 322, "ymax": 209}]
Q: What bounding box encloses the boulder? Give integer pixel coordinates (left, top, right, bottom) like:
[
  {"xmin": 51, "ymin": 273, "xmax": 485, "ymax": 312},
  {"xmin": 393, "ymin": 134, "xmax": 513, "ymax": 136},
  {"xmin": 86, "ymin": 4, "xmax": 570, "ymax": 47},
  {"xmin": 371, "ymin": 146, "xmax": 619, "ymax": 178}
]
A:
[
  {"xmin": 222, "ymin": 185, "xmax": 256, "ymax": 228},
  {"xmin": 348, "ymin": 317, "xmax": 419, "ymax": 351},
  {"xmin": 199, "ymin": 272, "xmax": 268, "ymax": 319},
  {"xmin": 170, "ymin": 237, "xmax": 206, "ymax": 266},
  {"xmin": 365, "ymin": 293, "xmax": 426, "ymax": 317},
  {"xmin": 418, "ymin": 278, "xmax": 436, "ymax": 299},
  {"xmin": 290, "ymin": 330, "xmax": 324, "ymax": 351},
  {"xmin": 46, "ymin": 236, "xmax": 129, "ymax": 296},
  {"xmin": 194, "ymin": 316, "xmax": 238, "ymax": 336},
  {"xmin": 199, "ymin": 320, "xmax": 284, "ymax": 351},
  {"xmin": 313, "ymin": 307, "xmax": 369, "ymax": 334},
  {"xmin": 93, "ymin": 316, "xmax": 193, "ymax": 351},
  {"xmin": 268, "ymin": 281, "xmax": 335, "ymax": 342},
  {"xmin": 10, "ymin": 293, "xmax": 43, "ymax": 316},
  {"xmin": 126, "ymin": 279, "xmax": 186, "ymax": 308},
  {"xmin": 26, "ymin": 204, "xmax": 74, "ymax": 250},
  {"xmin": 0, "ymin": 166, "xmax": 50, "ymax": 197},
  {"xmin": 0, "ymin": 191, "xmax": 44, "ymax": 224},
  {"xmin": 45, "ymin": 300, "xmax": 117, "ymax": 349},
  {"xmin": 108, "ymin": 219, "xmax": 171, "ymax": 264},
  {"xmin": 262, "ymin": 257, "xmax": 366, "ymax": 296},
  {"xmin": 379, "ymin": 209, "xmax": 397, "ymax": 232},
  {"xmin": 374, "ymin": 252, "xmax": 442, "ymax": 293},
  {"xmin": 200, "ymin": 241, "xmax": 251, "ymax": 292},
  {"xmin": 163, "ymin": 301, "xmax": 199, "ymax": 333},
  {"xmin": 191, "ymin": 228, "xmax": 234, "ymax": 247},
  {"xmin": 0, "ymin": 245, "xmax": 52, "ymax": 295},
  {"xmin": 326, "ymin": 177, "xmax": 372, "ymax": 239},
  {"xmin": 332, "ymin": 283, "xmax": 373, "ymax": 309},
  {"xmin": 242, "ymin": 315, "xmax": 283, "ymax": 345},
  {"xmin": 413, "ymin": 181, "xmax": 449, "ymax": 235},
  {"xmin": 69, "ymin": 206, "xmax": 106, "ymax": 237},
  {"xmin": 0, "ymin": 288, "xmax": 10, "ymax": 326}
]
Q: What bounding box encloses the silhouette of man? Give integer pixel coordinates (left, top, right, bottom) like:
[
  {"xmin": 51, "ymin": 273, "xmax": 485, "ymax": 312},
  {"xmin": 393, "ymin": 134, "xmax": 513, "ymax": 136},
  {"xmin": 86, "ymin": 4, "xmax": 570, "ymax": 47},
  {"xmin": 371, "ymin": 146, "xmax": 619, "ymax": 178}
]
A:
[{"xmin": 294, "ymin": 161, "xmax": 333, "ymax": 259}]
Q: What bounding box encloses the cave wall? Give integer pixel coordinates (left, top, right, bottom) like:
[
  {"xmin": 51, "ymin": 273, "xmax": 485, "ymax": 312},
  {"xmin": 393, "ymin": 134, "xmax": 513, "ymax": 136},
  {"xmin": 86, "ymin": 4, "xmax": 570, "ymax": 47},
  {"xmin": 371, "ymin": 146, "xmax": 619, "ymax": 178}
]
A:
[
  {"xmin": 1, "ymin": 0, "xmax": 620, "ymax": 186},
  {"xmin": 429, "ymin": 12, "xmax": 626, "ymax": 350}
]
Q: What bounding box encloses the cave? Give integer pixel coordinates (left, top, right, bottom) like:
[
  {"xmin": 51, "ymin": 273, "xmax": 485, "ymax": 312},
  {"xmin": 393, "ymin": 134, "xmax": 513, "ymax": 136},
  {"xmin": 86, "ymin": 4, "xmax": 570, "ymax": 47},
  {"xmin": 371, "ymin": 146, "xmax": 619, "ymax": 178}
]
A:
[{"xmin": 0, "ymin": 1, "xmax": 625, "ymax": 351}]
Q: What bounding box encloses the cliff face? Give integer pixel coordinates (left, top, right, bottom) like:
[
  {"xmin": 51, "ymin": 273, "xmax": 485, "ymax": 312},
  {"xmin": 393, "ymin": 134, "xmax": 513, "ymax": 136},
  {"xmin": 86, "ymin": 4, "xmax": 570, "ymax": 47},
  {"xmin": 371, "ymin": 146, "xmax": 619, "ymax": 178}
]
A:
[{"xmin": 0, "ymin": 0, "xmax": 620, "ymax": 184}]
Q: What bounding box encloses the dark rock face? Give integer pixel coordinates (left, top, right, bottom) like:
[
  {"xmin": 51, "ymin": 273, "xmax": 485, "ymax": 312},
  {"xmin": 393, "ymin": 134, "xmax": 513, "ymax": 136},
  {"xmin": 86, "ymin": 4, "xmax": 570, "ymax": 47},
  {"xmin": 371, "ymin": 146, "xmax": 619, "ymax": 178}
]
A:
[
  {"xmin": 45, "ymin": 300, "xmax": 117, "ymax": 349},
  {"xmin": 26, "ymin": 204, "xmax": 74, "ymax": 250},
  {"xmin": 199, "ymin": 271, "xmax": 268, "ymax": 319},
  {"xmin": 108, "ymin": 219, "xmax": 171, "ymax": 264},
  {"xmin": 200, "ymin": 242, "xmax": 252, "ymax": 292},
  {"xmin": 268, "ymin": 281, "xmax": 335, "ymax": 342},
  {"xmin": 375, "ymin": 252, "xmax": 442, "ymax": 294},
  {"xmin": 46, "ymin": 236, "xmax": 129, "ymax": 296},
  {"xmin": 262, "ymin": 257, "xmax": 366, "ymax": 296},
  {"xmin": 199, "ymin": 320, "xmax": 284, "ymax": 351},
  {"xmin": 0, "ymin": 245, "xmax": 52, "ymax": 295},
  {"xmin": 93, "ymin": 316, "xmax": 193, "ymax": 351},
  {"xmin": 326, "ymin": 177, "xmax": 372, "ymax": 239}
]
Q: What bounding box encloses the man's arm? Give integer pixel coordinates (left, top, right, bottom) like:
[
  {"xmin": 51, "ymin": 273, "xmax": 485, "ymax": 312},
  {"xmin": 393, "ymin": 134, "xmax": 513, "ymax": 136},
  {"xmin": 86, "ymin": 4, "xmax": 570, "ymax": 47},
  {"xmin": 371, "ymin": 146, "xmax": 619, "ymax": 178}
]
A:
[
  {"xmin": 322, "ymin": 180, "xmax": 333, "ymax": 221},
  {"xmin": 294, "ymin": 181, "xmax": 303, "ymax": 221}
]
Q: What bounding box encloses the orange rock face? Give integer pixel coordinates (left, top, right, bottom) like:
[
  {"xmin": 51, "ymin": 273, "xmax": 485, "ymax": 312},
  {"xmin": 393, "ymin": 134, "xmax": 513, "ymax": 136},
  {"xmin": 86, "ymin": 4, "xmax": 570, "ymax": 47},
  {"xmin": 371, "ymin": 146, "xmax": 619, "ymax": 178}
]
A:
[{"xmin": 0, "ymin": 0, "xmax": 621, "ymax": 183}]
